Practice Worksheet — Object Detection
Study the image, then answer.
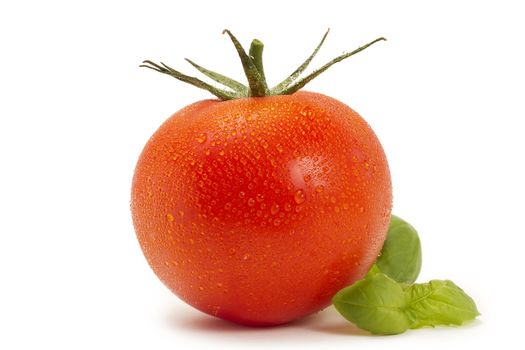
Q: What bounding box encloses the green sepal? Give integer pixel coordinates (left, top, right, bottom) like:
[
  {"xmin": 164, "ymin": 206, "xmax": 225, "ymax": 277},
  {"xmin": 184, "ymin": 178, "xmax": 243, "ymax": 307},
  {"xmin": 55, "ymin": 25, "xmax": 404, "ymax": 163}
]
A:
[
  {"xmin": 222, "ymin": 29, "xmax": 268, "ymax": 97},
  {"xmin": 141, "ymin": 30, "xmax": 385, "ymax": 100},
  {"xmin": 184, "ymin": 58, "xmax": 248, "ymax": 95},
  {"xmin": 276, "ymin": 37, "xmax": 386, "ymax": 95},
  {"xmin": 140, "ymin": 60, "xmax": 238, "ymax": 100},
  {"xmin": 270, "ymin": 29, "xmax": 330, "ymax": 93}
]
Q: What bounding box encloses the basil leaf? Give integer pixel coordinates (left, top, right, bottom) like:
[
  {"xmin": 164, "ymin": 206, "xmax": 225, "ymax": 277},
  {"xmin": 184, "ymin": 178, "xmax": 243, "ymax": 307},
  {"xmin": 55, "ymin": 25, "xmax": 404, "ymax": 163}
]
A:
[
  {"xmin": 332, "ymin": 273, "xmax": 410, "ymax": 335},
  {"xmin": 365, "ymin": 264, "xmax": 381, "ymax": 278},
  {"xmin": 376, "ymin": 215, "xmax": 422, "ymax": 284},
  {"xmin": 404, "ymin": 280, "xmax": 480, "ymax": 328}
]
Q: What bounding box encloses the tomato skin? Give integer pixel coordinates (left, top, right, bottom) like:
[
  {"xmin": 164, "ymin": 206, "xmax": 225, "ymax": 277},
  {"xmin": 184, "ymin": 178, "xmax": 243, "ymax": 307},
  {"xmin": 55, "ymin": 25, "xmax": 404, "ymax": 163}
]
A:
[{"xmin": 131, "ymin": 91, "xmax": 392, "ymax": 326}]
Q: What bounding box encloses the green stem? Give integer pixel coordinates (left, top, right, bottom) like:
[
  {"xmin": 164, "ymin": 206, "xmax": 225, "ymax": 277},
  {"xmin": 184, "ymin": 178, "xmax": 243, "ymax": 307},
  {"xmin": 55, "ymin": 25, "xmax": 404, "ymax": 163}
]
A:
[
  {"xmin": 249, "ymin": 39, "xmax": 268, "ymax": 92},
  {"xmin": 223, "ymin": 29, "xmax": 268, "ymax": 97}
]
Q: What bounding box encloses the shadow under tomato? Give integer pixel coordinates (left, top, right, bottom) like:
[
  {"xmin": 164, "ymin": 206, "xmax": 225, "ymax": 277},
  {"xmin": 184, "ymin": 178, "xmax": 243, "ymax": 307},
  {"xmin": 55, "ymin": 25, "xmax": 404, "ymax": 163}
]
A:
[
  {"xmin": 170, "ymin": 312, "xmax": 257, "ymax": 333},
  {"xmin": 306, "ymin": 322, "xmax": 374, "ymax": 336},
  {"xmin": 299, "ymin": 306, "xmax": 372, "ymax": 336},
  {"xmin": 166, "ymin": 304, "xmax": 370, "ymax": 336},
  {"xmin": 167, "ymin": 309, "xmax": 313, "ymax": 333}
]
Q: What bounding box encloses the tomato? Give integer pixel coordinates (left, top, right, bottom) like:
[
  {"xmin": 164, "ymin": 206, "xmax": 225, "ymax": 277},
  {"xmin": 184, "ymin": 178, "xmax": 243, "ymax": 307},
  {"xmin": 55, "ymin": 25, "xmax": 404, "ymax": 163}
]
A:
[
  {"xmin": 131, "ymin": 90, "xmax": 391, "ymax": 325},
  {"xmin": 132, "ymin": 30, "xmax": 391, "ymax": 325}
]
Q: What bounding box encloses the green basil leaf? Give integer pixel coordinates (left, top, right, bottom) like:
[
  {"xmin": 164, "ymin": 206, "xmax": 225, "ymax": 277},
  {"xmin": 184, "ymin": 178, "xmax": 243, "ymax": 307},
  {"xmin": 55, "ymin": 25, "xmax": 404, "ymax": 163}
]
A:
[
  {"xmin": 404, "ymin": 280, "xmax": 480, "ymax": 328},
  {"xmin": 364, "ymin": 263, "xmax": 381, "ymax": 278},
  {"xmin": 332, "ymin": 273, "xmax": 410, "ymax": 335},
  {"xmin": 376, "ymin": 215, "xmax": 422, "ymax": 284}
]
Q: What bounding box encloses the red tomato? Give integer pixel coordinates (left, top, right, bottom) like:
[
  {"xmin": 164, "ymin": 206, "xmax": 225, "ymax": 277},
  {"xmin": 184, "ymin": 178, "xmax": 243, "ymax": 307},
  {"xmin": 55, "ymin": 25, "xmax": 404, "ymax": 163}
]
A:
[{"xmin": 131, "ymin": 91, "xmax": 392, "ymax": 325}]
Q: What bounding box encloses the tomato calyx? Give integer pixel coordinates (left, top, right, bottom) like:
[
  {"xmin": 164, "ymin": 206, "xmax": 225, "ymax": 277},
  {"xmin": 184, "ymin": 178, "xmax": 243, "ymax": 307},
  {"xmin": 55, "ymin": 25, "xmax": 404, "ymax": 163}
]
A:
[{"xmin": 141, "ymin": 29, "xmax": 386, "ymax": 100}]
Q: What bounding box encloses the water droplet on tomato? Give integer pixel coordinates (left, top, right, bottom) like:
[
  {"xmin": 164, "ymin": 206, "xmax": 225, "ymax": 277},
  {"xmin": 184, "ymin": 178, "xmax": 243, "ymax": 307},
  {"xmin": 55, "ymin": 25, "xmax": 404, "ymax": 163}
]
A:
[
  {"xmin": 238, "ymin": 191, "xmax": 245, "ymax": 199},
  {"xmin": 248, "ymin": 198, "xmax": 255, "ymax": 207},
  {"xmin": 166, "ymin": 213, "xmax": 174, "ymax": 222},
  {"xmin": 256, "ymin": 193, "xmax": 265, "ymax": 202},
  {"xmin": 294, "ymin": 190, "xmax": 305, "ymax": 204},
  {"xmin": 270, "ymin": 203, "xmax": 280, "ymax": 215},
  {"xmin": 196, "ymin": 133, "xmax": 207, "ymax": 144}
]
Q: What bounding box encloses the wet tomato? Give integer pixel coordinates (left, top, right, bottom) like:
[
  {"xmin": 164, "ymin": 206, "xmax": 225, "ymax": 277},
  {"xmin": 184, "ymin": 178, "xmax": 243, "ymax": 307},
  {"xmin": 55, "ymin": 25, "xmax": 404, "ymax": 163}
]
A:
[{"xmin": 131, "ymin": 31, "xmax": 391, "ymax": 325}]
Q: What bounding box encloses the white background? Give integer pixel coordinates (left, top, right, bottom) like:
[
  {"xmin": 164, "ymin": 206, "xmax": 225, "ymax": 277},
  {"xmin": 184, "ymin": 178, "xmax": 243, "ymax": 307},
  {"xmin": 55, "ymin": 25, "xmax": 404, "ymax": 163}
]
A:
[{"xmin": 1, "ymin": 0, "xmax": 524, "ymax": 349}]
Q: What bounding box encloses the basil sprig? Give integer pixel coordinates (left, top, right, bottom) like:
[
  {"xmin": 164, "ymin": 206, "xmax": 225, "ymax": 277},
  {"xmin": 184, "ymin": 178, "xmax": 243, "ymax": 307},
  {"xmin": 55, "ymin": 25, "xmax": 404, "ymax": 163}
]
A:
[{"xmin": 332, "ymin": 215, "xmax": 479, "ymax": 335}]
